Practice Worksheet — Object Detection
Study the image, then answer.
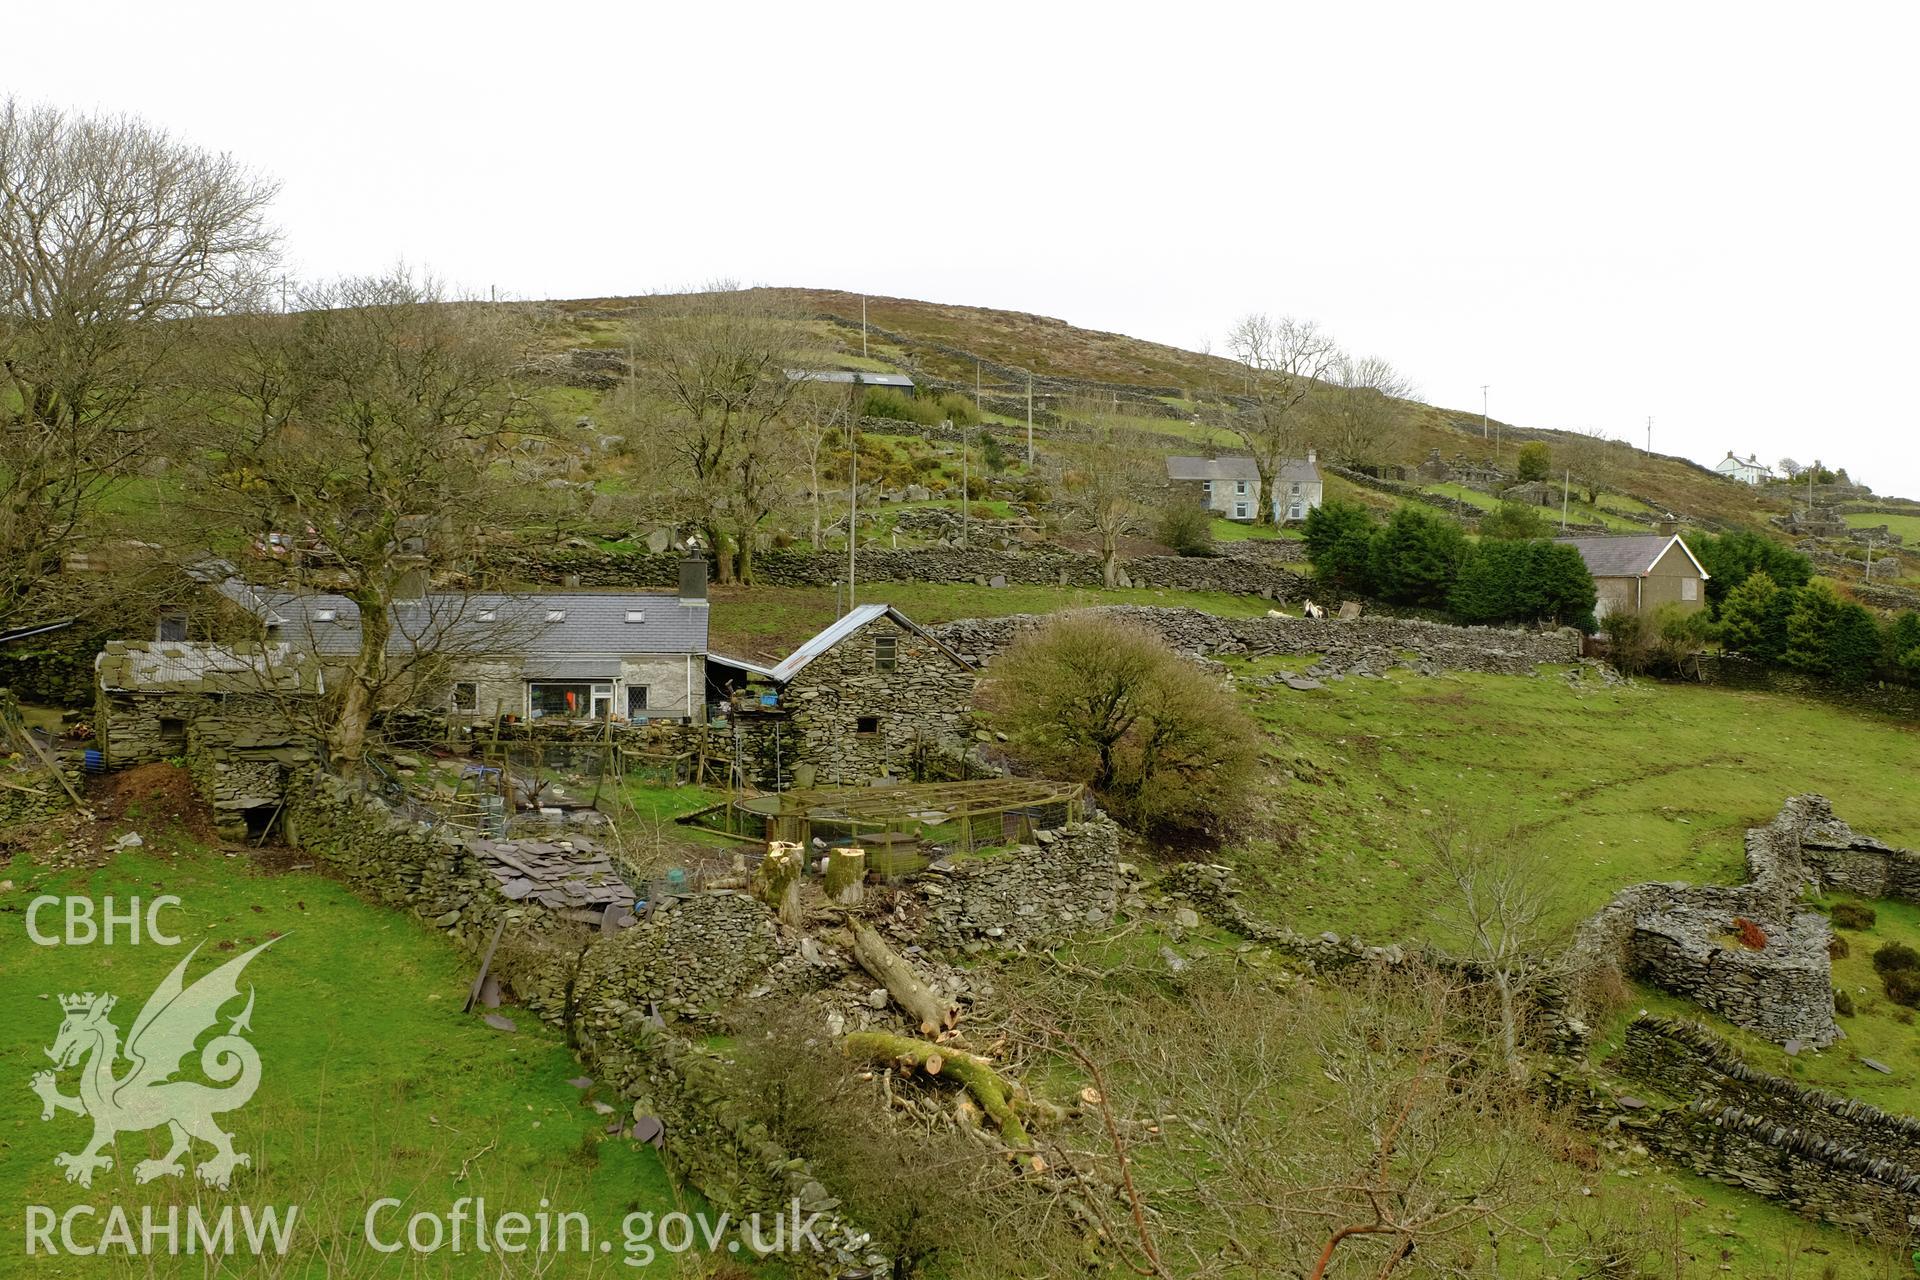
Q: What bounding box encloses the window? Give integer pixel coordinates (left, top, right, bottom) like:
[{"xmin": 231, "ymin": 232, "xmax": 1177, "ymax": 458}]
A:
[
  {"xmin": 1233, "ymin": 502, "xmax": 1250, "ymax": 519},
  {"xmin": 313, "ymin": 608, "xmax": 337, "ymax": 623},
  {"xmin": 627, "ymin": 686, "xmax": 649, "ymax": 718},
  {"xmin": 624, "ymin": 610, "xmax": 646, "ymax": 624},
  {"xmin": 451, "ymin": 681, "xmax": 478, "ymax": 712},
  {"xmin": 155, "ymin": 613, "xmax": 187, "ymax": 642},
  {"xmin": 477, "ymin": 610, "xmax": 497, "ymax": 622},
  {"xmin": 528, "ymin": 681, "xmax": 614, "ymax": 719},
  {"xmin": 856, "ymin": 715, "xmax": 880, "ymax": 736},
  {"xmin": 1682, "ymin": 578, "xmax": 1700, "ymax": 602},
  {"xmin": 1288, "ymin": 503, "xmax": 1304, "ymax": 520},
  {"xmin": 873, "ymin": 634, "xmax": 897, "ymax": 672},
  {"xmin": 158, "ymin": 717, "xmax": 186, "ymax": 747},
  {"xmin": 1290, "ymin": 482, "xmax": 1301, "ymax": 495},
  {"xmin": 1200, "ymin": 480, "xmax": 1212, "ymax": 495},
  {"xmin": 1235, "ymin": 480, "xmax": 1248, "ymax": 495}
]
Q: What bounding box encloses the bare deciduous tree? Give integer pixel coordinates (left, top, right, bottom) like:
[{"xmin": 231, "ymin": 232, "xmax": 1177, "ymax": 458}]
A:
[
  {"xmin": 1425, "ymin": 818, "xmax": 1564, "ymax": 1075},
  {"xmin": 1313, "ymin": 353, "xmax": 1415, "ymax": 468},
  {"xmin": 622, "ymin": 285, "xmax": 810, "ymax": 583},
  {"xmin": 0, "ymin": 98, "xmax": 278, "ymax": 624},
  {"xmin": 189, "ymin": 270, "xmax": 562, "ymax": 763},
  {"xmin": 1225, "ymin": 313, "xmax": 1339, "ymax": 522},
  {"xmin": 1560, "ymin": 426, "xmax": 1634, "ymax": 505},
  {"xmin": 1054, "ymin": 425, "xmax": 1157, "ymax": 588}
]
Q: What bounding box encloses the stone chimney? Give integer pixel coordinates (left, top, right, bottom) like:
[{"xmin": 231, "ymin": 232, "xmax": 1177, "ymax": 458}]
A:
[
  {"xmin": 678, "ymin": 553, "xmax": 709, "ymax": 605},
  {"xmin": 1307, "ymin": 448, "xmax": 1317, "ymax": 464}
]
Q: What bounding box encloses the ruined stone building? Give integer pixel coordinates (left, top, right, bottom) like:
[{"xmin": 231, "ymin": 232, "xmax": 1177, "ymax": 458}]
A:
[
  {"xmin": 95, "ymin": 641, "xmax": 321, "ymax": 838},
  {"xmin": 705, "ymin": 605, "xmax": 977, "ymax": 788}
]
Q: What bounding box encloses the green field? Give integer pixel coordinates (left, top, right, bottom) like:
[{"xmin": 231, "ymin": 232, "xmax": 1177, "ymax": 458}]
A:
[
  {"xmin": 0, "ymin": 805, "xmax": 715, "ymax": 1277},
  {"xmin": 1226, "ymin": 660, "xmax": 1920, "ymax": 940},
  {"xmin": 1843, "ymin": 510, "xmax": 1920, "ymax": 544}
]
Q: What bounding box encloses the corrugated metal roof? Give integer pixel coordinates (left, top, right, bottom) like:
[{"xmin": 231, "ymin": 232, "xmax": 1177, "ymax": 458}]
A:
[
  {"xmin": 707, "ymin": 604, "xmax": 972, "ymax": 686},
  {"xmin": 217, "ymin": 581, "xmax": 708, "ymax": 659},
  {"xmin": 1166, "ymin": 455, "xmax": 1260, "ymax": 483},
  {"xmin": 1555, "ymin": 534, "xmax": 1708, "ymax": 580},
  {"xmin": 786, "ymin": 370, "xmax": 915, "ymax": 388}
]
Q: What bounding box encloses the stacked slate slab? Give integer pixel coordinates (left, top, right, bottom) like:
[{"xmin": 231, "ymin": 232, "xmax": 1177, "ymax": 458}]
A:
[{"xmin": 470, "ymin": 835, "xmax": 637, "ymax": 927}]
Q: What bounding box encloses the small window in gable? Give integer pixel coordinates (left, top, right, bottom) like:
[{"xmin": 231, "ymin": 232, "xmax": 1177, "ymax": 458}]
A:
[
  {"xmin": 313, "ymin": 608, "xmax": 337, "ymax": 623},
  {"xmin": 873, "ymin": 634, "xmax": 897, "ymax": 672},
  {"xmin": 625, "ymin": 610, "xmax": 646, "ymax": 623},
  {"xmin": 856, "ymin": 715, "xmax": 880, "ymax": 736},
  {"xmin": 1682, "ymin": 578, "xmax": 1699, "ymax": 602}
]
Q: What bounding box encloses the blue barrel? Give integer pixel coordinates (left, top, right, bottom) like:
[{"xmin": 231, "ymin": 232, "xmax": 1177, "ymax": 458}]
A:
[{"xmin": 83, "ymin": 749, "xmax": 104, "ymax": 774}]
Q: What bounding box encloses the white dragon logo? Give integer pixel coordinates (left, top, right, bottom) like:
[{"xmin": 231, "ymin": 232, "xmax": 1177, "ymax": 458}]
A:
[{"xmin": 30, "ymin": 938, "xmax": 277, "ymax": 1190}]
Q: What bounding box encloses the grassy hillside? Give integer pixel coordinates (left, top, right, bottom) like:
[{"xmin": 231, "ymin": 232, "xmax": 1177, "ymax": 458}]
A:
[
  {"xmin": 1226, "ymin": 661, "xmax": 1920, "ymax": 941},
  {"xmin": 545, "ymin": 289, "xmax": 1815, "ymax": 534},
  {"xmin": 0, "ymin": 770, "xmax": 710, "ymax": 1276}
]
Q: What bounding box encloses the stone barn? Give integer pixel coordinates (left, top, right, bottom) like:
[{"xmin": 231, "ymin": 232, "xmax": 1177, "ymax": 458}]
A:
[
  {"xmin": 95, "ymin": 641, "xmax": 320, "ymax": 838},
  {"xmin": 706, "ymin": 605, "xmax": 977, "ymax": 788}
]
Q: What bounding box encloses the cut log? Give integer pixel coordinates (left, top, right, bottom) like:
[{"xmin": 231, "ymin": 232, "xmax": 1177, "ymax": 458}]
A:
[
  {"xmin": 850, "ymin": 919, "xmax": 959, "ymax": 1034},
  {"xmin": 843, "ymin": 1031, "xmax": 1029, "ymax": 1147},
  {"xmin": 824, "ymin": 846, "xmax": 867, "ymax": 906},
  {"xmin": 753, "ymin": 841, "xmax": 804, "ymax": 925}
]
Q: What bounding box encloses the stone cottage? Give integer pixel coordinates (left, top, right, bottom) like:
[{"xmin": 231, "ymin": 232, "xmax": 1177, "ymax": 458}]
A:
[
  {"xmin": 705, "ymin": 605, "xmax": 977, "ymax": 788},
  {"xmin": 217, "ymin": 563, "xmax": 710, "ymax": 724},
  {"xmin": 95, "ymin": 641, "xmax": 321, "ymax": 838},
  {"xmin": 1165, "ymin": 455, "xmax": 1263, "ymax": 521},
  {"xmin": 1557, "ymin": 533, "xmax": 1709, "ymax": 621},
  {"xmin": 1273, "ymin": 450, "xmax": 1323, "ymax": 524}
]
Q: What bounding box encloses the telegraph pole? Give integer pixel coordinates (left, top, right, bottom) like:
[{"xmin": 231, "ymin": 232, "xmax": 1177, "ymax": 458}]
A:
[
  {"xmin": 847, "ymin": 391, "xmax": 858, "ymax": 611},
  {"xmin": 956, "ymin": 418, "xmax": 970, "ymax": 548},
  {"xmin": 1646, "ymin": 416, "xmax": 1653, "ymax": 454},
  {"xmin": 1561, "ymin": 469, "xmax": 1571, "ymax": 531},
  {"xmin": 1025, "ymin": 373, "xmax": 1034, "ymax": 467},
  {"xmin": 1480, "ymin": 385, "xmax": 1490, "ymax": 441},
  {"xmin": 861, "ymin": 295, "xmax": 868, "ymax": 359}
]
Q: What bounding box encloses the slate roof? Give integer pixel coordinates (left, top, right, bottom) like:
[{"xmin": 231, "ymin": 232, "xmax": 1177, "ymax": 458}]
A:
[
  {"xmin": 1166, "ymin": 455, "xmax": 1261, "ymax": 483},
  {"xmin": 216, "ymin": 581, "xmax": 708, "ymax": 660},
  {"xmin": 1555, "ymin": 534, "xmax": 1710, "ymax": 580},
  {"xmin": 707, "ymin": 603, "xmax": 972, "ymax": 685},
  {"xmin": 96, "ymin": 641, "xmax": 324, "ymax": 694},
  {"xmin": 1277, "ymin": 456, "xmax": 1322, "ymax": 483}
]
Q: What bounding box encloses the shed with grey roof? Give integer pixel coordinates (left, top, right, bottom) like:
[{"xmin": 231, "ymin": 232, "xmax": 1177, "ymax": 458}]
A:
[{"xmin": 1556, "ymin": 534, "xmax": 1709, "ymax": 622}]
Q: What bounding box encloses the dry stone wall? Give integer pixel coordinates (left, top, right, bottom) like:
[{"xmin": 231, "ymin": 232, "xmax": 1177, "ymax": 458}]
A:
[
  {"xmin": 927, "ymin": 606, "xmax": 1581, "ymax": 674},
  {"xmin": 1565, "ymin": 797, "xmax": 1852, "ymax": 1047},
  {"xmin": 500, "ymin": 545, "xmax": 1311, "ymax": 600},
  {"xmin": 919, "ymin": 819, "xmax": 1126, "ymax": 951},
  {"xmin": 1695, "ymin": 653, "xmax": 1920, "ymax": 721}
]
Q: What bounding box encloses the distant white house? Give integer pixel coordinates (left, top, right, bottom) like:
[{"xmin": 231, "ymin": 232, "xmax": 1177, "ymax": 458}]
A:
[
  {"xmin": 1164, "ymin": 451, "xmax": 1324, "ymax": 524},
  {"xmin": 1273, "ymin": 450, "xmax": 1324, "ymax": 524},
  {"xmin": 1165, "ymin": 455, "xmax": 1263, "ymax": 521},
  {"xmin": 1714, "ymin": 451, "xmax": 1775, "ymax": 486}
]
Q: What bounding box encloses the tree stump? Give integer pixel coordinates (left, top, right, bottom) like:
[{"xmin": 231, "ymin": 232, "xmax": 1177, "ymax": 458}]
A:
[
  {"xmin": 825, "ymin": 846, "xmax": 867, "ymax": 906},
  {"xmin": 754, "ymin": 841, "xmax": 804, "ymax": 925}
]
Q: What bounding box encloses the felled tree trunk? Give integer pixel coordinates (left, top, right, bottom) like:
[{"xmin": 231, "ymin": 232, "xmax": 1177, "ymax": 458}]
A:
[
  {"xmin": 850, "ymin": 919, "xmax": 958, "ymax": 1034},
  {"xmin": 843, "ymin": 1031, "xmax": 1029, "ymax": 1148},
  {"xmin": 753, "ymin": 841, "xmax": 804, "ymax": 925},
  {"xmin": 825, "ymin": 847, "xmax": 866, "ymax": 906}
]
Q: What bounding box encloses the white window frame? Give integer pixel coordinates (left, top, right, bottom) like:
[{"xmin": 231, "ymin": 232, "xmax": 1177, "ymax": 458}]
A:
[
  {"xmin": 1232, "ymin": 501, "xmax": 1250, "ymax": 519},
  {"xmin": 1681, "ymin": 578, "xmax": 1699, "ymax": 602},
  {"xmin": 1235, "ymin": 480, "xmax": 1248, "ymax": 495},
  {"xmin": 527, "ymin": 681, "xmax": 614, "ymax": 720}
]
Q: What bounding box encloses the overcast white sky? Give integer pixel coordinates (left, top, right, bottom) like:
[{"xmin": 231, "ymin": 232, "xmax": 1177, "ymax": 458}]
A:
[{"xmin": 14, "ymin": 1, "xmax": 1917, "ymax": 496}]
